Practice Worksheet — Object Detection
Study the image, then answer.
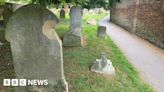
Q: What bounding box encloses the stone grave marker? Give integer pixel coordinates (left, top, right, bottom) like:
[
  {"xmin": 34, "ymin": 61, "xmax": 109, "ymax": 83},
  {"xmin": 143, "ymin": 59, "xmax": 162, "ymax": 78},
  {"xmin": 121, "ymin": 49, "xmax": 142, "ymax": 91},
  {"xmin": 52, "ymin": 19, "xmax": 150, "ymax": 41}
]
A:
[
  {"xmin": 83, "ymin": 8, "xmax": 88, "ymax": 14},
  {"xmin": 12, "ymin": 3, "xmax": 24, "ymax": 12},
  {"xmin": 63, "ymin": 6, "xmax": 83, "ymax": 47},
  {"xmin": 5, "ymin": 4, "xmax": 68, "ymax": 92},
  {"xmin": 60, "ymin": 9, "xmax": 65, "ymax": 19},
  {"xmin": 97, "ymin": 25, "xmax": 107, "ymax": 38},
  {"xmin": 91, "ymin": 52, "xmax": 115, "ymax": 75}
]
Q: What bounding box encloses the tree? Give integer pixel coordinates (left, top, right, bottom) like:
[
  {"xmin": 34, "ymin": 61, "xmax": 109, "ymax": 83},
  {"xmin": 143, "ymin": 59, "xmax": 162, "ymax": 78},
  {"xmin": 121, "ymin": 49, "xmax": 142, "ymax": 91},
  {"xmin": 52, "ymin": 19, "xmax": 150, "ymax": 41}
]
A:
[{"xmin": 1, "ymin": 0, "xmax": 120, "ymax": 9}]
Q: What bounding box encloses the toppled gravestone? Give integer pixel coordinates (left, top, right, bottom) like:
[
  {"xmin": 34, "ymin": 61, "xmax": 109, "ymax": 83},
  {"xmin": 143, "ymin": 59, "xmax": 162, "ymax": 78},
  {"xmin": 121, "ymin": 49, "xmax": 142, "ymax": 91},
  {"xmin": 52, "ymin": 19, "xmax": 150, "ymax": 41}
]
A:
[
  {"xmin": 60, "ymin": 9, "xmax": 65, "ymax": 19},
  {"xmin": 63, "ymin": 6, "xmax": 83, "ymax": 47},
  {"xmin": 87, "ymin": 18, "xmax": 97, "ymax": 25},
  {"xmin": 91, "ymin": 52, "xmax": 115, "ymax": 75},
  {"xmin": 97, "ymin": 26, "xmax": 107, "ymax": 38},
  {"xmin": 5, "ymin": 4, "xmax": 68, "ymax": 92}
]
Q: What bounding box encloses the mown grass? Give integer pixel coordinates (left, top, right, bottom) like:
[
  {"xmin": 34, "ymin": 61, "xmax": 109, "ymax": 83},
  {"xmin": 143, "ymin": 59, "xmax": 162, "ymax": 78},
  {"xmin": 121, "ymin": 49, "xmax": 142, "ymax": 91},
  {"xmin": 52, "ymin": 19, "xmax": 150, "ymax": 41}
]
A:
[
  {"xmin": 0, "ymin": 30, "xmax": 15, "ymax": 92},
  {"xmin": 55, "ymin": 13, "xmax": 154, "ymax": 92}
]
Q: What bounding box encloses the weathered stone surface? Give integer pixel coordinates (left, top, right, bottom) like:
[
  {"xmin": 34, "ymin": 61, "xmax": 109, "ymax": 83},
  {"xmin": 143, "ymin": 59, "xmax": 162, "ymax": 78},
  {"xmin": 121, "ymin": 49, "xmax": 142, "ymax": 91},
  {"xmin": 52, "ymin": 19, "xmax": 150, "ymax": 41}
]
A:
[
  {"xmin": 69, "ymin": 6, "xmax": 82, "ymax": 36},
  {"xmin": 94, "ymin": 8, "xmax": 105, "ymax": 14},
  {"xmin": 89, "ymin": 9, "xmax": 94, "ymax": 14},
  {"xmin": 5, "ymin": 4, "xmax": 68, "ymax": 92},
  {"xmin": 91, "ymin": 52, "xmax": 115, "ymax": 75},
  {"xmin": 63, "ymin": 6, "xmax": 83, "ymax": 47},
  {"xmin": 83, "ymin": 8, "xmax": 88, "ymax": 14},
  {"xmin": 60, "ymin": 9, "xmax": 65, "ymax": 19},
  {"xmin": 87, "ymin": 18, "xmax": 97, "ymax": 25},
  {"xmin": 111, "ymin": 0, "xmax": 164, "ymax": 49},
  {"xmin": 12, "ymin": 3, "xmax": 24, "ymax": 12},
  {"xmin": 63, "ymin": 32, "xmax": 83, "ymax": 47},
  {"xmin": 97, "ymin": 26, "xmax": 106, "ymax": 37}
]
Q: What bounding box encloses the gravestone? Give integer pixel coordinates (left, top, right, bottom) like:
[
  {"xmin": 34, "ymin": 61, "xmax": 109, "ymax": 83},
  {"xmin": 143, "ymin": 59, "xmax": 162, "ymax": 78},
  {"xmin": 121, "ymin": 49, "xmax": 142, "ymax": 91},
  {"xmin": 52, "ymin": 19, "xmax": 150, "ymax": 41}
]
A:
[
  {"xmin": 5, "ymin": 4, "xmax": 68, "ymax": 92},
  {"xmin": 2, "ymin": 5, "xmax": 12, "ymax": 25},
  {"xmin": 97, "ymin": 26, "xmax": 106, "ymax": 38},
  {"xmin": 94, "ymin": 8, "xmax": 105, "ymax": 14},
  {"xmin": 63, "ymin": 6, "xmax": 83, "ymax": 47},
  {"xmin": 91, "ymin": 52, "xmax": 115, "ymax": 75},
  {"xmin": 60, "ymin": 9, "xmax": 65, "ymax": 19},
  {"xmin": 89, "ymin": 9, "xmax": 94, "ymax": 14},
  {"xmin": 83, "ymin": 8, "xmax": 88, "ymax": 15},
  {"xmin": 12, "ymin": 3, "xmax": 24, "ymax": 12}
]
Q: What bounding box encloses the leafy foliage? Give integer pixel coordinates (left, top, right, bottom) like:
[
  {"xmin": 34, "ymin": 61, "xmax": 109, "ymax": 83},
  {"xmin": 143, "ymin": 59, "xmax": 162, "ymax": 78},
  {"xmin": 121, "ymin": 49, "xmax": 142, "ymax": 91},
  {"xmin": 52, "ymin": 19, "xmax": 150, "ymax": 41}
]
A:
[
  {"xmin": 2, "ymin": 0, "xmax": 120, "ymax": 9},
  {"xmin": 0, "ymin": 0, "xmax": 5, "ymax": 5}
]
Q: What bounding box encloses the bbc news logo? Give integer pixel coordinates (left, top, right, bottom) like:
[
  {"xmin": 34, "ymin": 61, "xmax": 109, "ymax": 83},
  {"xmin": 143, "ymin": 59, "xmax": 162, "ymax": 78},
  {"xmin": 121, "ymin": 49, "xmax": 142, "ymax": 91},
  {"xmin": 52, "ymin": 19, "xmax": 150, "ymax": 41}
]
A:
[{"xmin": 3, "ymin": 79, "xmax": 48, "ymax": 86}]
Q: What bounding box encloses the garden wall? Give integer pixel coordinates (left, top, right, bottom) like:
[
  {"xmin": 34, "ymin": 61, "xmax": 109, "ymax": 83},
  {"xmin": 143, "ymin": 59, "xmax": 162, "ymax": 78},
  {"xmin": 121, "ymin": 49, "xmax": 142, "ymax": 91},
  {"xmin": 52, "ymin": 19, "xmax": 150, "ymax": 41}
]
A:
[{"xmin": 111, "ymin": 0, "xmax": 164, "ymax": 49}]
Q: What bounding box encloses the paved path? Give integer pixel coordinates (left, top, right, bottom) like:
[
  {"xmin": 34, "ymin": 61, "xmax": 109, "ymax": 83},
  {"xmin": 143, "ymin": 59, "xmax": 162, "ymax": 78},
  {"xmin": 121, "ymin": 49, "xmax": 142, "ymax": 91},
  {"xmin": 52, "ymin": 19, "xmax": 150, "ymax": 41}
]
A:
[{"xmin": 99, "ymin": 17, "xmax": 164, "ymax": 92}]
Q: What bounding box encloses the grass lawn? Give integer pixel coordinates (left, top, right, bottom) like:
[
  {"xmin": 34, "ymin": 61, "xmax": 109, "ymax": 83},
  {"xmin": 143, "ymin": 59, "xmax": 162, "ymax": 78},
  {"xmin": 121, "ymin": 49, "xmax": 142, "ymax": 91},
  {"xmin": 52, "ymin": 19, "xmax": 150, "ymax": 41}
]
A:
[
  {"xmin": 55, "ymin": 13, "xmax": 154, "ymax": 92},
  {"xmin": 0, "ymin": 12, "xmax": 154, "ymax": 92},
  {"xmin": 0, "ymin": 29, "xmax": 15, "ymax": 92}
]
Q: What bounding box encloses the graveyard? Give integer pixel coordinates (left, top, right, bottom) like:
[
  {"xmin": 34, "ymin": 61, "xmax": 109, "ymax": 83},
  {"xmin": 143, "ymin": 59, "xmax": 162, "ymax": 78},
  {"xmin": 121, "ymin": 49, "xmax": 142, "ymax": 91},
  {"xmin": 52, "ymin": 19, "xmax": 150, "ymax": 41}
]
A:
[{"xmin": 0, "ymin": 0, "xmax": 163, "ymax": 92}]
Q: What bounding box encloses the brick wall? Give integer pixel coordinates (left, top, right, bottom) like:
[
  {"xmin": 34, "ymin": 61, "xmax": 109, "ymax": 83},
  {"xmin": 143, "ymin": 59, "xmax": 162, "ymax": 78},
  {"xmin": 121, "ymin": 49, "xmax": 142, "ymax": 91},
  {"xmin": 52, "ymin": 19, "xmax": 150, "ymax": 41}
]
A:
[{"xmin": 111, "ymin": 0, "xmax": 164, "ymax": 49}]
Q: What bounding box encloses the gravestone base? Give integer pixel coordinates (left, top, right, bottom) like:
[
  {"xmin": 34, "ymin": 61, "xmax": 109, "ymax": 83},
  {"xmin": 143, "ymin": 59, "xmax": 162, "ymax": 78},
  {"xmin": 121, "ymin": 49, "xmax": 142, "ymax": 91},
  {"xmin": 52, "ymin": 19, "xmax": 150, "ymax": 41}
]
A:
[
  {"xmin": 63, "ymin": 32, "xmax": 83, "ymax": 47},
  {"xmin": 15, "ymin": 79, "xmax": 68, "ymax": 92}
]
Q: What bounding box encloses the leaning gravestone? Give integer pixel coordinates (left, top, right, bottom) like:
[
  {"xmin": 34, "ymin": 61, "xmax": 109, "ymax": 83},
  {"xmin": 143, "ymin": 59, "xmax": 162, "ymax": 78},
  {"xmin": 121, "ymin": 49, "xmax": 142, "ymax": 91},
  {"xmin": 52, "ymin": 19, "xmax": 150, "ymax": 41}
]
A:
[
  {"xmin": 63, "ymin": 6, "xmax": 83, "ymax": 46},
  {"xmin": 5, "ymin": 4, "xmax": 68, "ymax": 92},
  {"xmin": 97, "ymin": 26, "xmax": 106, "ymax": 38},
  {"xmin": 60, "ymin": 9, "xmax": 65, "ymax": 19}
]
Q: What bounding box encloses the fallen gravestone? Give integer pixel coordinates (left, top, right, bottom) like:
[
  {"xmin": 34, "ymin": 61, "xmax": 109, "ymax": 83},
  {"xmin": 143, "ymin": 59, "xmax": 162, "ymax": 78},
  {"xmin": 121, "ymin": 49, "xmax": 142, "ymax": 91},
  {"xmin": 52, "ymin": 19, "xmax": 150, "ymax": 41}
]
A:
[
  {"xmin": 97, "ymin": 26, "xmax": 106, "ymax": 38},
  {"xmin": 5, "ymin": 4, "xmax": 68, "ymax": 92},
  {"xmin": 91, "ymin": 52, "xmax": 115, "ymax": 75},
  {"xmin": 87, "ymin": 18, "xmax": 97, "ymax": 25},
  {"xmin": 60, "ymin": 9, "xmax": 65, "ymax": 19},
  {"xmin": 63, "ymin": 6, "xmax": 83, "ymax": 47}
]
